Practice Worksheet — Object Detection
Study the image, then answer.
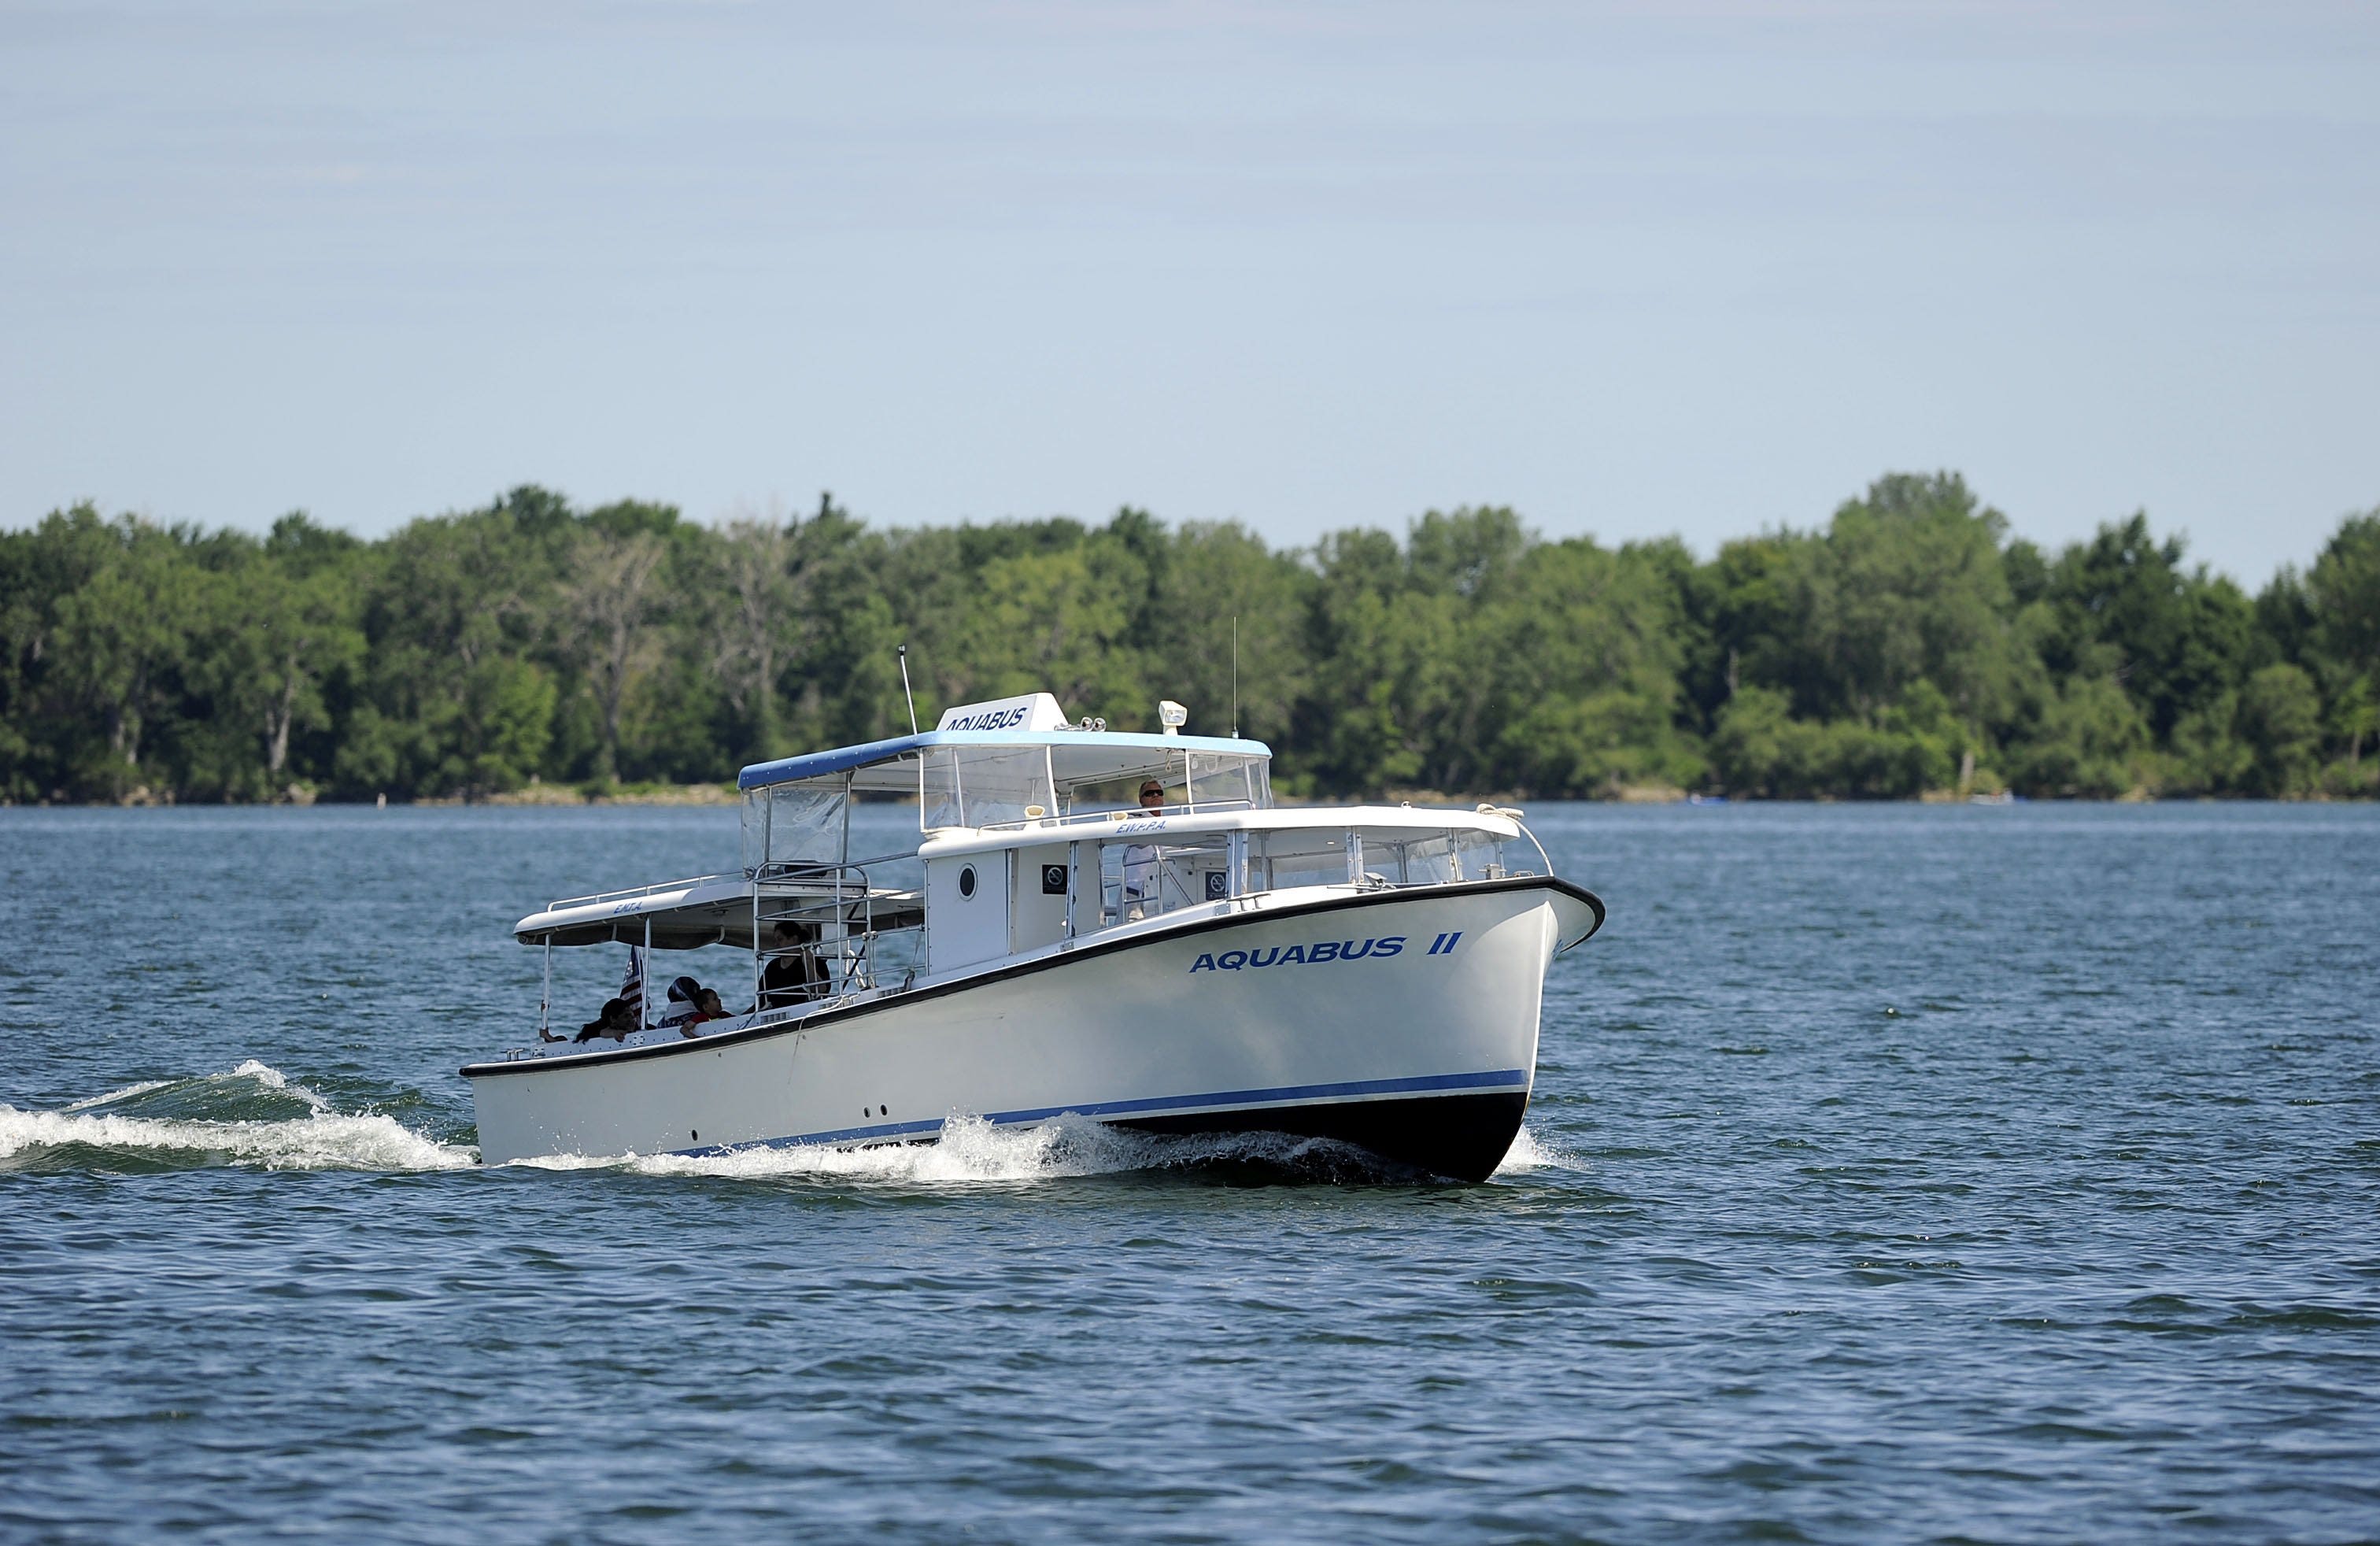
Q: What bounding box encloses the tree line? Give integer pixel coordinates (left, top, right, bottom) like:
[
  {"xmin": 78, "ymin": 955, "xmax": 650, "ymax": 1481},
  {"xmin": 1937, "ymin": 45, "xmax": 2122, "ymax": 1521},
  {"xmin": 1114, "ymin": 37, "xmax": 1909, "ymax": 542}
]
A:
[{"xmin": 2, "ymin": 475, "xmax": 2374, "ymax": 804}]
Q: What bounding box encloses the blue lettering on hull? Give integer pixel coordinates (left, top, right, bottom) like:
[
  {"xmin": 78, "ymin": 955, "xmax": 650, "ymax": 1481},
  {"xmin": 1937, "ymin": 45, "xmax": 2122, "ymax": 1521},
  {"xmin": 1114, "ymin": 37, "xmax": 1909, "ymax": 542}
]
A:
[{"xmin": 1191, "ymin": 933, "xmax": 1444, "ymax": 974}]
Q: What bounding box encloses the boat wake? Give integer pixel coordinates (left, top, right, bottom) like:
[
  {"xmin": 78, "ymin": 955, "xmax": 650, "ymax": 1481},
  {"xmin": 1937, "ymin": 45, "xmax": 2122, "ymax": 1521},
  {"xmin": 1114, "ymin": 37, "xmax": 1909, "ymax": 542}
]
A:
[
  {"xmin": 519, "ymin": 1114, "xmax": 1387, "ymax": 1184},
  {"xmin": 516, "ymin": 1112, "xmax": 1574, "ymax": 1186},
  {"xmin": 0, "ymin": 1061, "xmax": 476, "ymax": 1174},
  {"xmin": 6, "ymin": 1065, "xmax": 1568, "ymax": 1185}
]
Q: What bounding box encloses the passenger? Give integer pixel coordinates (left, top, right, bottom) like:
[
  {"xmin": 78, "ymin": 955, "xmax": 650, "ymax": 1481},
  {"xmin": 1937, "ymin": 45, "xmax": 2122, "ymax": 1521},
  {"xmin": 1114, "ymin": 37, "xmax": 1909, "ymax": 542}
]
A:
[
  {"xmin": 659, "ymin": 987, "xmax": 726, "ymax": 1039},
  {"xmin": 667, "ymin": 986, "xmax": 733, "ymax": 1037},
  {"xmin": 574, "ymin": 997, "xmax": 638, "ymax": 1042},
  {"xmin": 1122, "ymin": 778, "xmax": 1166, "ymax": 919},
  {"xmin": 659, "ymin": 975, "xmax": 706, "ymax": 1030},
  {"xmin": 759, "ymin": 919, "xmax": 828, "ymax": 1007}
]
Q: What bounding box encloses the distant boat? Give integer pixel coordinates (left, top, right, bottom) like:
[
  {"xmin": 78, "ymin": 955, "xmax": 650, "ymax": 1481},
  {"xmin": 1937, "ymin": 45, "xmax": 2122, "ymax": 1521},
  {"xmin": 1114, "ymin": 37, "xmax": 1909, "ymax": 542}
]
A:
[
  {"xmin": 1969, "ymin": 791, "xmax": 2018, "ymax": 805},
  {"xmin": 463, "ymin": 691, "xmax": 1606, "ymax": 1182}
]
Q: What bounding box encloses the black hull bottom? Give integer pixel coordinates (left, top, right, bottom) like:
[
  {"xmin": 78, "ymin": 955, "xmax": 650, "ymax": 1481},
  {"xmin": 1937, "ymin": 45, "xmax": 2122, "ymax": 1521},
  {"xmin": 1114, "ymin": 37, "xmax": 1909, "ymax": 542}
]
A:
[{"xmin": 1117, "ymin": 1090, "xmax": 1530, "ymax": 1184}]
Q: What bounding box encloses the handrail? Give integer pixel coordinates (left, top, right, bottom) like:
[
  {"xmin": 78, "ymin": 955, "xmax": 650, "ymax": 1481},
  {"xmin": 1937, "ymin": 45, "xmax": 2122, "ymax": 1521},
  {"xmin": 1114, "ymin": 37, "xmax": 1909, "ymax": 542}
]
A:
[
  {"xmin": 545, "ymin": 865, "xmax": 913, "ymax": 915},
  {"xmin": 933, "ymin": 799, "xmax": 1547, "ymax": 841},
  {"xmin": 749, "ymin": 859, "xmax": 928, "ymax": 1003},
  {"xmin": 1513, "ymin": 819, "xmax": 1554, "ymax": 879},
  {"xmin": 543, "ymin": 871, "xmax": 737, "ymax": 912},
  {"xmin": 957, "ymin": 798, "xmax": 1257, "ymax": 836},
  {"xmin": 749, "ymin": 852, "xmax": 925, "ymax": 886}
]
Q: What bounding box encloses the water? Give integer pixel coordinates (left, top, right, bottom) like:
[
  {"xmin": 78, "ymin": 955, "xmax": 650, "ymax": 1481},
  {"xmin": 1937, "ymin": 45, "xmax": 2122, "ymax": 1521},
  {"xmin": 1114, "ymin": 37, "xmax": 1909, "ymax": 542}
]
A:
[{"xmin": 3, "ymin": 803, "xmax": 2376, "ymax": 1543}]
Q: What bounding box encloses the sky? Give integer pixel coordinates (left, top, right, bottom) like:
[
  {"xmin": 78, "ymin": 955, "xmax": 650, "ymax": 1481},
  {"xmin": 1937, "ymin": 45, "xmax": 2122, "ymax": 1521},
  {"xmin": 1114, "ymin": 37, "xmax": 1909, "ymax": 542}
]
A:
[{"xmin": 3, "ymin": 1, "xmax": 2376, "ymax": 585}]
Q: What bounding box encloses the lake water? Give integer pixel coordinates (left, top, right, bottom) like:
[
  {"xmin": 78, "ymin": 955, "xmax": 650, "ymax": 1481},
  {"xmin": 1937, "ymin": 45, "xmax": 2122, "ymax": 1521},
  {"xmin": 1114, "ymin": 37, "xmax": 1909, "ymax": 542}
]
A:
[{"xmin": 2, "ymin": 803, "xmax": 2376, "ymax": 1543}]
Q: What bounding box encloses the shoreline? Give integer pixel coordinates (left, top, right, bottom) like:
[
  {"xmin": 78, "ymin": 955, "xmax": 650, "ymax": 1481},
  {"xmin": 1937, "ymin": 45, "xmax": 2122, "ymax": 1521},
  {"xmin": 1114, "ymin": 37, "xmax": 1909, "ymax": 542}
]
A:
[{"xmin": 5, "ymin": 785, "xmax": 2371, "ymax": 810}]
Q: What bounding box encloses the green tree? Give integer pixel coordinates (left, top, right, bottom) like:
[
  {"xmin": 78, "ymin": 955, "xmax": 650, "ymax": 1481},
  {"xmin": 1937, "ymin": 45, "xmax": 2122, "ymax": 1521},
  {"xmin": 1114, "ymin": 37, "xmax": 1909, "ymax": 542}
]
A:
[
  {"xmin": 453, "ymin": 656, "xmax": 557, "ymax": 793},
  {"xmin": 1696, "ymin": 475, "xmax": 2030, "ymax": 793},
  {"xmin": 708, "ymin": 505, "xmax": 803, "ymax": 760},
  {"xmin": 937, "ymin": 536, "xmax": 1151, "ymax": 722},
  {"xmin": 2011, "ymin": 674, "xmax": 2150, "ymax": 798},
  {"xmin": 2308, "ymin": 511, "xmax": 2380, "ymax": 764},
  {"xmin": 233, "ymin": 515, "xmax": 367, "ymax": 790},
  {"xmin": 556, "ymin": 518, "xmax": 671, "ymax": 784},
  {"xmin": 1144, "ymin": 520, "xmax": 1311, "ymax": 746},
  {"xmin": 1681, "ymin": 531, "xmax": 1809, "ymax": 732},
  {"xmin": 2167, "ymin": 692, "xmax": 2250, "ymax": 795},
  {"xmin": 354, "ymin": 490, "xmax": 567, "ymax": 795},
  {"xmin": 1800, "ymin": 473, "xmax": 2024, "ymax": 736},
  {"xmin": 1477, "ymin": 537, "xmax": 1699, "ymax": 795},
  {"xmin": 2235, "ymin": 663, "xmax": 2322, "ymax": 797},
  {"xmin": 2040, "ymin": 513, "xmax": 2254, "ymax": 744},
  {"xmin": 6, "ymin": 475, "xmax": 2374, "ymax": 807},
  {"xmin": 49, "ymin": 516, "xmax": 193, "ymax": 795}
]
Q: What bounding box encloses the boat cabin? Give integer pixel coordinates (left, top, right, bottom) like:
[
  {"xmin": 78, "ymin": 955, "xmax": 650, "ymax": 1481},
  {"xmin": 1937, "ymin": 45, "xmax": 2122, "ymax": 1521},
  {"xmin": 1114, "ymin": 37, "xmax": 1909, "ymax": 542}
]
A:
[{"xmin": 507, "ymin": 693, "xmax": 1542, "ymax": 1052}]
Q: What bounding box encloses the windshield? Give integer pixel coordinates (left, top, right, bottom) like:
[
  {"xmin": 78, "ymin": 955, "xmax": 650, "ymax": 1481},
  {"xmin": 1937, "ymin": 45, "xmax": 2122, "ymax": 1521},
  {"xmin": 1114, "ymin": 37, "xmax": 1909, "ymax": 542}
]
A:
[{"xmin": 741, "ymin": 781, "xmax": 848, "ymax": 873}]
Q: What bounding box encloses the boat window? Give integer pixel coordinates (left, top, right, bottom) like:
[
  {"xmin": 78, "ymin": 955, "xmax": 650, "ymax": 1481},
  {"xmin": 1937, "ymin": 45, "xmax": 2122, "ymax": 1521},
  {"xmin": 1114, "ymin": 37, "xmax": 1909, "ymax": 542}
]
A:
[
  {"xmin": 743, "ymin": 782, "xmax": 847, "ymax": 874},
  {"xmin": 1378, "ymin": 831, "xmax": 1459, "ymax": 886},
  {"xmin": 1454, "ymin": 829, "xmax": 1508, "ymax": 879},
  {"xmin": 1063, "ymin": 774, "xmax": 1147, "ymax": 816},
  {"xmin": 921, "ymin": 745, "xmax": 1056, "ymax": 831},
  {"xmin": 1184, "ymin": 751, "xmax": 1269, "ymax": 812},
  {"xmin": 1097, "ymin": 833, "xmax": 1232, "ymax": 923},
  {"xmin": 1255, "ymin": 830, "xmax": 1351, "ymax": 893}
]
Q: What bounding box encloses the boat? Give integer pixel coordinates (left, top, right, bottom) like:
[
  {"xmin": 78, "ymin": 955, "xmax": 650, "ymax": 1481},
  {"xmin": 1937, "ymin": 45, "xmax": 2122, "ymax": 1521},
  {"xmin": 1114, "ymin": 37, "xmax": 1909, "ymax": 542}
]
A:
[{"xmin": 463, "ymin": 692, "xmax": 1606, "ymax": 1181}]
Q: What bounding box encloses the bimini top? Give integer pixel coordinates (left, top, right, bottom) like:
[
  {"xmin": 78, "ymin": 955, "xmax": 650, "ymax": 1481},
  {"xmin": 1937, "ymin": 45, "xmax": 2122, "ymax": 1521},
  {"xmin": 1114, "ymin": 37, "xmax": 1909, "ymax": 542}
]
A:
[
  {"xmin": 736, "ymin": 692, "xmax": 1270, "ymax": 793},
  {"xmin": 738, "ymin": 727, "xmax": 1270, "ymax": 793},
  {"xmin": 737, "ymin": 692, "xmax": 1276, "ymax": 853}
]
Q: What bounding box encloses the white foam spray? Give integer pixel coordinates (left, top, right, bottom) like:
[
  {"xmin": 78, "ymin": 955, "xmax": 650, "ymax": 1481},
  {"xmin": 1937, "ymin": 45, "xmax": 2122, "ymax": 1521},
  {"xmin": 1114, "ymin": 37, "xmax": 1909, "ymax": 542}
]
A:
[
  {"xmin": 10, "ymin": 1067, "xmax": 1565, "ymax": 1186},
  {"xmin": 517, "ymin": 1113, "xmax": 1259, "ymax": 1184},
  {"xmin": 1491, "ymin": 1125, "xmax": 1577, "ymax": 1175},
  {"xmin": 0, "ymin": 1063, "xmax": 475, "ymax": 1173},
  {"xmin": 518, "ymin": 1113, "xmax": 1552, "ymax": 1187}
]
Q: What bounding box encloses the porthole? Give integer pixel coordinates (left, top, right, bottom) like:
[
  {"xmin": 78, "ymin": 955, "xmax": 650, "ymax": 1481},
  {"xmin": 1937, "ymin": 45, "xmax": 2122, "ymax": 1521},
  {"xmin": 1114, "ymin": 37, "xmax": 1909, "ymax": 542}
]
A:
[{"xmin": 958, "ymin": 864, "xmax": 977, "ymax": 899}]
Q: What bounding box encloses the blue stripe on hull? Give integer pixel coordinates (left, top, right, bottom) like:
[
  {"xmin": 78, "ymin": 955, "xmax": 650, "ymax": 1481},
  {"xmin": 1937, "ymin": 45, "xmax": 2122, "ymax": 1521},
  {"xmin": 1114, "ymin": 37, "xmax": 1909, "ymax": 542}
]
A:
[{"xmin": 671, "ymin": 1067, "xmax": 1531, "ymax": 1156}]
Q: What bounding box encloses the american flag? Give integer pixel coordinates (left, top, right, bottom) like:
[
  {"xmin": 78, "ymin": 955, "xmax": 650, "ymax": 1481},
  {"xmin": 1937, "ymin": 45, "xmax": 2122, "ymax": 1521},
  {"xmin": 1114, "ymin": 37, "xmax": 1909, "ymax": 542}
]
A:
[{"xmin": 619, "ymin": 946, "xmax": 645, "ymax": 1026}]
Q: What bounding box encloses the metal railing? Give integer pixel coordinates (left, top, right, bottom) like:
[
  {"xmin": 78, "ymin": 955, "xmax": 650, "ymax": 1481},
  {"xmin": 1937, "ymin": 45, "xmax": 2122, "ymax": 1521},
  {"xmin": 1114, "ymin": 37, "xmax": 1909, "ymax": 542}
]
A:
[
  {"xmin": 964, "ymin": 797, "xmax": 1259, "ymax": 836},
  {"xmin": 541, "ymin": 871, "xmax": 737, "ymax": 913},
  {"xmin": 748, "ymin": 860, "xmax": 923, "ymax": 1013}
]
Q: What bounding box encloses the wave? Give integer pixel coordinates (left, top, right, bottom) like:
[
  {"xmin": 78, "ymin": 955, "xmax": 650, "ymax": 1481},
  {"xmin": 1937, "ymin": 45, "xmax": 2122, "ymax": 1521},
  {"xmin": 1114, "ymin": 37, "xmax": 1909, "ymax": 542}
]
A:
[
  {"xmin": 0, "ymin": 1062, "xmax": 475, "ymax": 1174},
  {"xmin": 60, "ymin": 1078, "xmax": 178, "ymax": 1112}
]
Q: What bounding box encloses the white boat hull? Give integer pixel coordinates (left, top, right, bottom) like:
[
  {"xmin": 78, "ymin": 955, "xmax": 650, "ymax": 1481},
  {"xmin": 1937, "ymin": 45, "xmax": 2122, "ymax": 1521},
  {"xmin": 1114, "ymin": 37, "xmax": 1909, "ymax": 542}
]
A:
[{"xmin": 465, "ymin": 878, "xmax": 1602, "ymax": 1182}]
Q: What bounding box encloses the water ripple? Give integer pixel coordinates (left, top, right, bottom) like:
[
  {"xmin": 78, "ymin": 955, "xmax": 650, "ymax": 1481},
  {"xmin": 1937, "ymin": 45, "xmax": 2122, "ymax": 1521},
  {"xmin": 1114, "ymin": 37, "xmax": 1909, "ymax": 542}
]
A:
[{"xmin": 2, "ymin": 802, "xmax": 2377, "ymax": 1543}]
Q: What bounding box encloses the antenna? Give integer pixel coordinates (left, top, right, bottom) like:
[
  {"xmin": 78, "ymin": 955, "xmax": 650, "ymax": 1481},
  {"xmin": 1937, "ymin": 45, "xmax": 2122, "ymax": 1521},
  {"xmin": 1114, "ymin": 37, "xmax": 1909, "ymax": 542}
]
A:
[
  {"xmin": 1231, "ymin": 615, "xmax": 1240, "ymax": 740},
  {"xmin": 897, "ymin": 644, "xmax": 919, "ymax": 735}
]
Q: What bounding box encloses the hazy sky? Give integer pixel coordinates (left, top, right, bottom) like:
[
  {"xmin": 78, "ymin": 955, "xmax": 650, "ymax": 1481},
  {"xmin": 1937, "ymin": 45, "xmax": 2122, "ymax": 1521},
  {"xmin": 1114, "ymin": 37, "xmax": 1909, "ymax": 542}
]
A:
[{"xmin": 4, "ymin": 1, "xmax": 2375, "ymax": 583}]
